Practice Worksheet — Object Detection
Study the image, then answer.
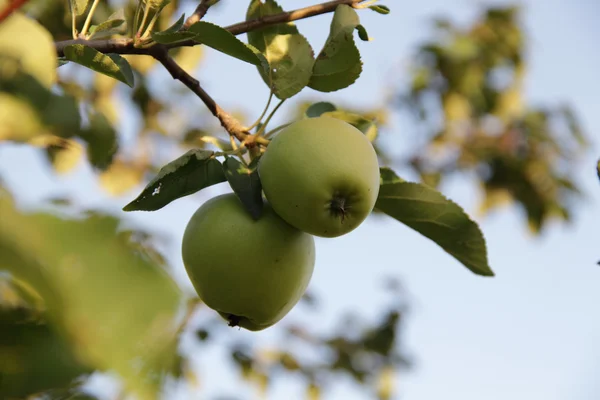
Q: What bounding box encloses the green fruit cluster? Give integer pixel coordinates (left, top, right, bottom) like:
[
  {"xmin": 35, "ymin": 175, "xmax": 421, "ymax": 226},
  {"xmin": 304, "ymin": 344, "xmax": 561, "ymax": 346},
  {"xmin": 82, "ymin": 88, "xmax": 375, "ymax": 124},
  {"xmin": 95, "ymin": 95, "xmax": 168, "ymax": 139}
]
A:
[{"xmin": 181, "ymin": 117, "xmax": 380, "ymax": 331}]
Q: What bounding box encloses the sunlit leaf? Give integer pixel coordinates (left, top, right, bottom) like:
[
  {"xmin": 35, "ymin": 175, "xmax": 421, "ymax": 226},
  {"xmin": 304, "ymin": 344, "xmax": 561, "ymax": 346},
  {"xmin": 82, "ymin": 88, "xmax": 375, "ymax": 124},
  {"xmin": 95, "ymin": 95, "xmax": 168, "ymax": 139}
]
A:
[
  {"xmin": 0, "ymin": 9, "xmax": 57, "ymax": 87},
  {"xmin": 321, "ymin": 110, "xmax": 377, "ymax": 141},
  {"xmin": 99, "ymin": 160, "xmax": 144, "ymax": 196},
  {"xmin": 0, "ymin": 93, "xmax": 44, "ymax": 142},
  {"xmin": 246, "ymin": 0, "xmax": 315, "ymax": 99},
  {"xmin": 308, "ymin": 5, "xmax": 363, "ymax": 92},
  {"xmin": 222, "ymin": 157, "xmax": 263, "ymax": 219},
  {"xmin": 63, "ymin": 45, "xmax": 135, "ymax": 88},
  {"xmin": 69, "ymin": 0, "xmax": 90, "ymax": 16},
  {"xmin": 44, "ymin": 138, "xmax": 85, "ymax": 175},
  {"xmin": 375, "ymin": 179, "xmax": 493, "ymax": 276},
  {"xmin": 123, "ymin": 149, "xmax": 226, "ymax": 211}
]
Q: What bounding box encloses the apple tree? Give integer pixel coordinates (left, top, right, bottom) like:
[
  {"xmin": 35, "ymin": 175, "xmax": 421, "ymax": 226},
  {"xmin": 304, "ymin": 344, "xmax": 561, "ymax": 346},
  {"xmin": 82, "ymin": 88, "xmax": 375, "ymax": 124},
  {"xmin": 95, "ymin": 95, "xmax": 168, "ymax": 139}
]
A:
[{"xmin": 0, "ymin": 1, "xmax": 591, "ymax": 400}]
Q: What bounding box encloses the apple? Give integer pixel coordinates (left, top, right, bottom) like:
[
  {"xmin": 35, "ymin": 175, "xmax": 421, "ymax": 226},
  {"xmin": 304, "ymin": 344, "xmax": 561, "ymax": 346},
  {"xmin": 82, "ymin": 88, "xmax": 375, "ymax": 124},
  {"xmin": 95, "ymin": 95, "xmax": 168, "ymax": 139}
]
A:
[
  {"xmin": 258, "ymin": 116, "xmax": 380, "ymax": 238},
  {"xmin": 181, "ymin": 193, "xmax": 316, "ymax": 331}
]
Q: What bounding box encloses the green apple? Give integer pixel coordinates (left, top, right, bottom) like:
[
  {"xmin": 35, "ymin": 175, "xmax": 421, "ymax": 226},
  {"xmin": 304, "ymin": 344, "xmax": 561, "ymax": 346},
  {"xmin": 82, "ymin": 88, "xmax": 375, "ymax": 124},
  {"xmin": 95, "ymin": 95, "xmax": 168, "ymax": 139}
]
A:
[
  {"xmin": 181, "ymin": 193, "xmax": 315, "ymax": 331},
  {"xmin": 258, "ymin": 116, "xmax": 381, "ymax": 238}
]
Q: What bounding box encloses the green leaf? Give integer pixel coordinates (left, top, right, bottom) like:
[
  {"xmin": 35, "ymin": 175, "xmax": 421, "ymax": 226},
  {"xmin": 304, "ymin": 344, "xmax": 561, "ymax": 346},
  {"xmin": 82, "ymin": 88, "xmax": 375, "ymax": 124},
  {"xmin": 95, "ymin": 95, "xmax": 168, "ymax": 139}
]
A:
[
  {"xmin": 63, "ymin": 45, "xmax": 135, "ymax": 88},
  {"xmin": 356, "ymin": 24, "xmax": 370, "ymax": 41},
  {"xmin": 150, "ymin": 14, "xmax": 192, "ymax": 44},
  {"xmin": 88, "ymin": 10, "xmax": 126, "ymax": 39},
  {"xmin": 379, "ymin": 167, "xmax": 405, "ymax": 184},
  {"xmin": 123, "ymin": 149, "xmax": 226, "ymax": 212},
  {"xmin": 369, "ymin": 5, "xmax": 390, "ymax": 15},
  {"xmin": 375, "ymin": 181, "xmax": 493, "ymax": 277},
  {"xmin": 188, "ymin": 21, "xmax": 269, "ymax": 74},
  {"xmin": 69, "ymin": 0, "xmax": 89, "ymax": 16},
  {"xmin": 597, "ymin": 158, "xmax": 600, "ymax": 182},
  {"xmin": 308, "ymin": 5, "xmax": 363, "ymax": 92},
  {"xmin": 0, "ymin": 191, "xmax": 182, "ymax": 400},
  {"xmin": 80, "ymin": 111, "xmax": 118, "ymax": 170},
  {"xmin": 305, "ymin": 101, "xmax": 337, "ymax": 118},
  {"xmin": 0, "ymin": 308, "xmax": 92, "ymax": 398},
  {"xmin": 321, "ymin": 110, "xmax": 377, "ymax": 141},
  {"xmin": 222, "ymin": 157, "xmax": 263, "ymax": 220},
  {"xmin": 161, "ymin": 13, "xmax": 186, "ymax": 34},
  {"xmin": 151, "ymin": 30, "xmax": 197, "ymax": 44},
  {"xmin": 246, "ymin": 0, "xmax": 315, "ymax": 100}
]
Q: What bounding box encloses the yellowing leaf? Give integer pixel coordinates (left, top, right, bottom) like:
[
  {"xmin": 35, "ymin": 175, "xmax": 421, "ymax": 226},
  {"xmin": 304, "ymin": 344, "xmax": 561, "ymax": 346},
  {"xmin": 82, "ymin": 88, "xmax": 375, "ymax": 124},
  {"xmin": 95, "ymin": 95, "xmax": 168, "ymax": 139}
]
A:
[
  {"xmin": 99, "ymin": 161, "xmax": 144, "ymax": 196},
  {"xmin": 376, "ymin": 365, "xmax": 396, "ymax": 400},
  {"xmin": 443, "ymin": 92, "xmax": 471, "ymax": 122},
  {"xmin": 0, "ymin": 10, "xmax": 57, "ymax": 87},
  {"xmin": 306, "ymin": 383, "xmax": 320, "ymax": 400},
  {"xmin": 46, "ymin": 139, "xmax": 85, "ymax": 175},
  {"xmin": 0, "ymin": 93, "xmax": 45, "ymax": 142},
  {"xmin": 173, "ymin": 46, "xmax": 204, "ymax": 74}
]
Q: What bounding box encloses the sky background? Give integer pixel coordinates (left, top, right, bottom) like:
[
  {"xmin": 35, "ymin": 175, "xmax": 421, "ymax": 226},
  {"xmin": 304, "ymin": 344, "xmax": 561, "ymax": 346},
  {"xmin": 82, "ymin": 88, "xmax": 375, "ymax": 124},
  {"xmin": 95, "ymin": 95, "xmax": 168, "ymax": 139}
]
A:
[{"xmin": 1, "ymin": 0, "xmax": 599, "ymax": 399}]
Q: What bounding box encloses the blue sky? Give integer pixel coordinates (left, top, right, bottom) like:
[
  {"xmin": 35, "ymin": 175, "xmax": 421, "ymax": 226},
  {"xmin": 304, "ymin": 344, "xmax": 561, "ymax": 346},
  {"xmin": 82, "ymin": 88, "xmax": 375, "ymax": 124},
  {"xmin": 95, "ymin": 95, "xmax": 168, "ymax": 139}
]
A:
[{"xmin": 1, "ymin": 1, "xmax": 599, "ymax": 399}]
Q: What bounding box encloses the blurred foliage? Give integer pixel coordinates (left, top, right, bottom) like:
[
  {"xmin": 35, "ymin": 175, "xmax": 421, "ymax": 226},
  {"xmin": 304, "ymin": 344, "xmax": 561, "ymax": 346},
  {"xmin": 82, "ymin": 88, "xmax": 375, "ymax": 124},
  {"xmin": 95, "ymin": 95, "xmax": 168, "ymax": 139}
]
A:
[
  {"xmin": 0, "ymin": 0, "xmax": 590, "ymax": 399},
  {"xmin": 0, "ymin": 186, "xmax": 183, "ymax": 399},
  {"xmin": 394, "ymin": 6, "xmax": 589, "ymax": 233}
]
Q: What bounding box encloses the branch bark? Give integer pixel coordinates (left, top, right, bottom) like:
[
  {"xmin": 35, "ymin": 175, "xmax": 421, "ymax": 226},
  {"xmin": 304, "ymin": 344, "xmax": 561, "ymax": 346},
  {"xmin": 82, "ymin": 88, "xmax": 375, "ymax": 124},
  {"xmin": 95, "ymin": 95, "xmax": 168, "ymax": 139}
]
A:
[{"xmin": 148, "ymin": 47, "xmax": 249, "ymax": 143}]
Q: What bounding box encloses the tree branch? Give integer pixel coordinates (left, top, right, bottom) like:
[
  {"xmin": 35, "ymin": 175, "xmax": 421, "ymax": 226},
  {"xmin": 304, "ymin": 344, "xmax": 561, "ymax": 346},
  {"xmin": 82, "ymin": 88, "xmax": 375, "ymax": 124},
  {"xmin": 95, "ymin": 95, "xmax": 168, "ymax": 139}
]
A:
[
  {"xmin": 0, "ymin": 0, "xmax": 29, "ymax": 23},
  {"xmin": 226, "ymin": 0, "xmax": 362, "ymax": 36},
  {"xmin": 149, "ymin": 46, "xmax": 249, "ymax": 143},
  {"xmin": 54, "ymin": 0, "xmax": 365, "ymax": 144},
  {"xmin": 56, "ymin": 0, "xmax": 365, "ymax": 57}
]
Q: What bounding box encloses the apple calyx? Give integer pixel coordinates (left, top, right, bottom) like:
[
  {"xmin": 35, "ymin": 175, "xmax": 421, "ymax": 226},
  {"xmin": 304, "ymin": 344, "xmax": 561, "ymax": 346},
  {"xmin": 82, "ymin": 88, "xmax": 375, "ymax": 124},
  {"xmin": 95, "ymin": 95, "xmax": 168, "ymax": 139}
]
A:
[
  {"xmin": 227, "ymin": 314, "xmax": 242, "ymax": 328},
  {"xmin": 329, "ymin": 193, "xmax": 350, "ymax": 223}
]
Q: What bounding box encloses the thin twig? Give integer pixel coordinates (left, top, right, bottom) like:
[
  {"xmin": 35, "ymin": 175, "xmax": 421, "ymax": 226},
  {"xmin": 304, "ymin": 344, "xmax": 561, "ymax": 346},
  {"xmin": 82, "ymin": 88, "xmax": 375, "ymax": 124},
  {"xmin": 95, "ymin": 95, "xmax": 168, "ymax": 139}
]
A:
[
  {"xmin": 226, "ymin": 0, "xmax": 363, "ymax": 35},
  {"xmin": 79, "ymin": 0, "xmax": 101, "ymax": 37},
  {"xmin": 0, "ymin": 0, "xmax": 29, "ymax": 23},
  {"xmin": 183, "ymin": 0, "xmax": 219, "ymax": 29},
  {"xmin": 149, "ymin": 46, "xmax": 249, "ymax": 143}
]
